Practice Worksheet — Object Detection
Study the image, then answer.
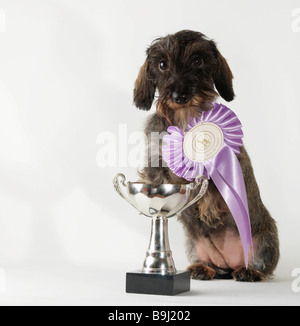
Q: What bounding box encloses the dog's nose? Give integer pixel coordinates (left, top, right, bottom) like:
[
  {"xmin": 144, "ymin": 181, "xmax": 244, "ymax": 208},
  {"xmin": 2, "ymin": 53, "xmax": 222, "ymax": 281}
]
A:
[{"xmin": 172, "ymin": 91, "xmax": 190, "ymax": 104}]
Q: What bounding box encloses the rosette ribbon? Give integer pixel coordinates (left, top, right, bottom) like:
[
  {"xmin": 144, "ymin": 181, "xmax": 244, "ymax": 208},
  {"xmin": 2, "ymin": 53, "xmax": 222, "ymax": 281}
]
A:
[{"xmin": 162, "ymin": 103, "xmax": 253, "ymax": 267}]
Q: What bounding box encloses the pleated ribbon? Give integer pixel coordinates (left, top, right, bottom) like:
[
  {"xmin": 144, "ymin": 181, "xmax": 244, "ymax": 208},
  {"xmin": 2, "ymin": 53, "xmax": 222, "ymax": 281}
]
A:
[{"xmin": 162, "ymin": 103, "xmax": 252, "ymax": 267}]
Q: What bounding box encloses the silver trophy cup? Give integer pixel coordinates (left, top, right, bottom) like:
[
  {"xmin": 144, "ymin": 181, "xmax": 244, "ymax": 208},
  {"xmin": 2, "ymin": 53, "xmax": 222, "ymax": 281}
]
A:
[{"xmin": 113, "ymin": 173, "xmax": 208, "ymax": 295}]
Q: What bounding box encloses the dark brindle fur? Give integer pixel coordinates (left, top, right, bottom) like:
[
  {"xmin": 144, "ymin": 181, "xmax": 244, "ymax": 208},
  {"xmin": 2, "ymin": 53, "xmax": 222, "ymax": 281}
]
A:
[{"xmin": 133, "ymin": 30, "xmax": 279, "ymax": 281}]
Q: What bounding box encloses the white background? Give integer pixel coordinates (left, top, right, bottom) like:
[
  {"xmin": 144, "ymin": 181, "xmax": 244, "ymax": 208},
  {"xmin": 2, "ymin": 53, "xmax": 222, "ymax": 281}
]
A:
[{"xmin": 0, "ymin": 0, "xmax": 300, "ymax": 305}]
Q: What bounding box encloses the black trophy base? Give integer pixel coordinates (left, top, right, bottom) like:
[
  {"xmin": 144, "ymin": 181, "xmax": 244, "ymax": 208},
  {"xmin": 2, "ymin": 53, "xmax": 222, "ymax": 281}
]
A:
[{"xmin": 126, "ymin": 270, "xmax": 190, "ymax": 296}]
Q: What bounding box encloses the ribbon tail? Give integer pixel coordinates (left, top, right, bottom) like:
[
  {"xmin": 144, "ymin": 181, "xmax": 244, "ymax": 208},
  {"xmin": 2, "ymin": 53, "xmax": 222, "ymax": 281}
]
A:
[{"xmin": 205, "ymin": 147, "xmax": 253, "ymax": 268}]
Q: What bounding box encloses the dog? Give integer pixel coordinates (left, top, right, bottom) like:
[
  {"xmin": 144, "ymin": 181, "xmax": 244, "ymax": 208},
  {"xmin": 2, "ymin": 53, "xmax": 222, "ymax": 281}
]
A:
[{"xmin": 133, "ymin": 30, "xmax": 279, "ymax": 281}]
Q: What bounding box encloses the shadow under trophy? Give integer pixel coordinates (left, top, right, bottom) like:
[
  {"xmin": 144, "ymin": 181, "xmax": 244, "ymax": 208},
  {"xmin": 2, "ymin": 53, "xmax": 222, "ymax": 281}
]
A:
[{"xmin": 113, "ymin": 173, "xmax": 208, "ymax": 296}]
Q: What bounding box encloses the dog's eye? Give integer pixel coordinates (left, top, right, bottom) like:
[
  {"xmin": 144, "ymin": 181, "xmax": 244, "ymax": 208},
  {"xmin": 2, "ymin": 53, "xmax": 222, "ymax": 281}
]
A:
[
  {"xmin": 192, "ymin": 57, "xmax": 203, "ymax": 67},
  {"xmin": 159, "ymin": 60, "xmax": 168, "ymax": 71}
]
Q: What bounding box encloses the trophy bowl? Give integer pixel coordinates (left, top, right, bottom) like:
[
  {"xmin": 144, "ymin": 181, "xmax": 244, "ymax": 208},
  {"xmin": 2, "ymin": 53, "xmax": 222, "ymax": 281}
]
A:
[
  {"xmin": 113, "ymin": 173, "xmax": 208, "ymax": 295},
  {"xmin": 113, "ymin": 173, "xmax": 208, "ymax": 219}
]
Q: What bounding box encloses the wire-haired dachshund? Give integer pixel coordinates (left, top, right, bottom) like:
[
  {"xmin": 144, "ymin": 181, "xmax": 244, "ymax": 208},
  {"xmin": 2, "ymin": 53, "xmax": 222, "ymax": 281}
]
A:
[{"xmin": 133, "ymin": 30, "xmax": 279, "ymax": 281}]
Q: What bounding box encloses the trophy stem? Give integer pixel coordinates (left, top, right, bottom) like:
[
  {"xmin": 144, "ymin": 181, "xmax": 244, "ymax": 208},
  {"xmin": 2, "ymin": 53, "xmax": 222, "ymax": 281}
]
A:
[{"xmin": 142, "ymin": 216, "xmax": 176, "ymax": 275}]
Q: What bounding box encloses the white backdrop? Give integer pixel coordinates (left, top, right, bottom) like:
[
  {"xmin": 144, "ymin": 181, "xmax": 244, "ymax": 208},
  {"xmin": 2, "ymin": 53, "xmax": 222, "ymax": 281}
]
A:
[{"xmin": 0, "ymin": 0, "xmax": 300, "ymax": 305}]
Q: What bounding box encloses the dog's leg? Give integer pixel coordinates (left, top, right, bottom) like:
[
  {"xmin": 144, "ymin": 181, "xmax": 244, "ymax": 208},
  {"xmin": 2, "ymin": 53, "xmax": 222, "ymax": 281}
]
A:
[
  {"xmin": 234, "ymin": 146, "xmax": 280, "ymax": 281},
  {"xmin": 187, "ymin": 262, "xmax": 216, "ymax": 280},
  {"xmin": 232, "ymin": 223, "xmax": 279, "ymax": 282},
  {"xmin": 184, "ymin": 237, "xmax": 215, "ymax": 280},
  {"xmin": 232, "ymin": 266, "xmax": 265, "ymax": 282}
]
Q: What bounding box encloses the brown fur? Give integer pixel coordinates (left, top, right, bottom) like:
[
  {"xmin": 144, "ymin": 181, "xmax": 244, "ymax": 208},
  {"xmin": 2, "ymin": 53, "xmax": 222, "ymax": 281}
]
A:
[{"xmin": 133, "ymin": 30, "xmax": 279, "ymax": 281}]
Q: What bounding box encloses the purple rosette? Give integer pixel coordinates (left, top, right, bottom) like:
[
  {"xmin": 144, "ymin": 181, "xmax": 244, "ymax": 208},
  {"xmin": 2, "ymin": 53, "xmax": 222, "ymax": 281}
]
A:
[{"xmin": 162, "ymin": 103, "xmax": 253, "ymax": 267}]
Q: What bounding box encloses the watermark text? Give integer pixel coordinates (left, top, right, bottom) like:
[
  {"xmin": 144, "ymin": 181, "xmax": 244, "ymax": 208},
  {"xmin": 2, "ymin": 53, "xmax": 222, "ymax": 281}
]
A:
[{"xmin": 291, "ymin": 8, "xmax": 300, "ymax": 32}]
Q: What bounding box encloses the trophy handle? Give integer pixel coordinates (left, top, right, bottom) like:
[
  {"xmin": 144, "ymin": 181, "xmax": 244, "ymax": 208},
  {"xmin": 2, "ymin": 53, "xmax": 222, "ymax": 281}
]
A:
[
  {"xmin": 113, "ymin": 173, "xmax": 140, "ymax": 213},
  {"xmin": 175, "ymin": 175, "xmax": 209, "ymax": 216},
  {"xmin": 113, "ymin": 173, "xmax": 129, "ymax": 200}
]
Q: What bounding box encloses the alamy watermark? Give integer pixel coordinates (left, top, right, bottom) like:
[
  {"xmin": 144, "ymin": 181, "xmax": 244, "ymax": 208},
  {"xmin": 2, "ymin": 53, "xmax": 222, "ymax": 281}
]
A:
[
  {"xmin": 96, "ymin": 123, "xmax": 222, "ymax": 170},
  {"xmin": 291, "ymin": 8, "xmax": 300, "ymax": 32},
  {"xmin": 0, "ymin": 8, "xmax": 6, "ymax": 33},
  {"xmin": 96, "ymin": 124, "xmax": 169, "ymax": 169},
  {"xmin": 291, "ymin": 268, "xmax": 300, "ymax": 293}
]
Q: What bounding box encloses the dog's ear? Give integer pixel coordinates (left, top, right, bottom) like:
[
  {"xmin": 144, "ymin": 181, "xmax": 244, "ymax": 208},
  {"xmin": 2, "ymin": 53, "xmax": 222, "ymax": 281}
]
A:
[
  {"xmin": 210, "ymin": 41, "xmax": 235, "ymax": 102},
  {"xmin": 133, "ymin": 59, "xmax": 156, "ymax": 110}
]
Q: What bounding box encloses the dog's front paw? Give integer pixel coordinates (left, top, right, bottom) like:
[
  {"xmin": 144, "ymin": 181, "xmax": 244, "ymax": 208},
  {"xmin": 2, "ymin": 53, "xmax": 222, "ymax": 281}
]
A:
[
  {"xmin": 187, "ymin": 262, "xmax": 216, "ymax": 280},
  {"xmin": 232, "ymin": 266, "xmax": 266, "ymax": 282}
]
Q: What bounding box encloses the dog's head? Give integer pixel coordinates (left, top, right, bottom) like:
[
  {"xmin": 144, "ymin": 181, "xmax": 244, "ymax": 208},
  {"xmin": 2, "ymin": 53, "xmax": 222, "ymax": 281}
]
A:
[{"xmin": 133, "ymin": 30, "xmax": 234, "ymax": 124}]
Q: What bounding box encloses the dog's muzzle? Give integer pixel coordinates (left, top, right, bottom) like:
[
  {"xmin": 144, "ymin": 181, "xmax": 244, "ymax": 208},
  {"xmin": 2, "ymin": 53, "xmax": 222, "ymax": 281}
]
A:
[{"xmin": 172, "ymin": 91, "xmax": 190, "ymax": 104}]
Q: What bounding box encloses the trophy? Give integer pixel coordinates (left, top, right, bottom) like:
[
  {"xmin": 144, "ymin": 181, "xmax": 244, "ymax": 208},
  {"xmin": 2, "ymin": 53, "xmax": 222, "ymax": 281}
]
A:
[{"xmin": 113, "ymin": 173, "xmax": 208, "ymax": 296}]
